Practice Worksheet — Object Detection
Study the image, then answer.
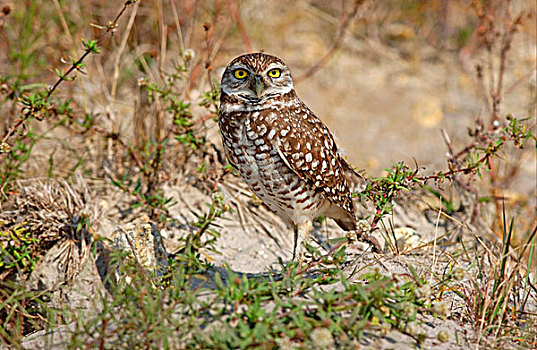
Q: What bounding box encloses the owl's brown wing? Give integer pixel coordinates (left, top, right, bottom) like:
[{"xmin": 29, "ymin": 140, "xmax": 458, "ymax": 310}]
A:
[{"xmin": 257, "ymin": 102, "xmax": 361, "ymax": 230}]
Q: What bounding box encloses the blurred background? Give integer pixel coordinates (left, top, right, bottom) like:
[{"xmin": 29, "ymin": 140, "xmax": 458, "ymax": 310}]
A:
[
  {"xmin": 0, "ymin": 0, "xmax": 535, "ymax": 225},
  {"xmin": 2, "ymin": 0, "xmax": 535, "ymax": 172}
]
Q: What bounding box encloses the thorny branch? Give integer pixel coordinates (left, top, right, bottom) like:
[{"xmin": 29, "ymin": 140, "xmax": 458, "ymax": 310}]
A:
[{"xmin": 1, "ymin": 1, "xmax": 137, "ymax": 145}]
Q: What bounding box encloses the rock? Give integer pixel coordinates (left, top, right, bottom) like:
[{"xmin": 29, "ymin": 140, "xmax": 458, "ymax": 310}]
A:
[
  {"xmin": 26, "ymin": 236, "xmax": 100, "ymax": 310},
  {"xmin": 111, "ymin": 215, "xmax": 169, "ymax": 281}
]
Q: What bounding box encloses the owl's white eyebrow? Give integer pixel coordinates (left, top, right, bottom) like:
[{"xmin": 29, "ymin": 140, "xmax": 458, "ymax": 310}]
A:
[
  {"xmin": 231, "ymin": 63, "xmax": 249, "ymax": 70},
  {"xmin": 265, "ymin": 64, "xmax": 283, "ymax": 71}
]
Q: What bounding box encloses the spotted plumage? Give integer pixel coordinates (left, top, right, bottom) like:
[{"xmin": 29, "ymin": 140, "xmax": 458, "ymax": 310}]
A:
[{"xmin": 218, "ymin": 53, "xmax": 364, "ymax": 260}]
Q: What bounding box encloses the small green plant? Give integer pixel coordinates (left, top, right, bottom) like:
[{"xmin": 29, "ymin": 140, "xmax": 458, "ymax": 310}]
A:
[
  {"xmin": 111, "ymin": 173, "xmax": 175, "ymax": 221},
  {"xmin": 469, "ymin": 210, "xmax": 537, "ymax": 342},
  {"xmin": 0, "ymin": 131, "xmax": 38, "ymax": 200},
  {"xmin": 357, "ymin": 112, "xmax": 535, "ymax": 239},
  {"xmin": 59, "ymin": 234, "xmax": 439, "ymax": 349},
  {"xmin": 0, "ymin": 223, "xmax": 39, "ymax": 273},
  {"xmin": 107, "ymin": 59, "xmax": 218, "ymax": 223},
  {"xmin": 359, "ymin": 161, "xmax": 420, "ymax": 230},
  {"xmin": 427, "ymin": 204, "xmax": 537, "ymax": 346},
  {"xmin": 0, "ymin": 1, "xmax": 136, "ymax": 201},
  {"xmin": 195, "ymin": 262, "xmax": 434, "ymax": 349},
  {"xmin": 199, "ymin": 80, "xmax": 220, "ymax": 116},
  {"xmin": 0, "ymin": 280, "xmax": 50, "ymax": 346},
  {"xmin": 167, "ymin": 190, "xmax": 231, "ymax": 274}
]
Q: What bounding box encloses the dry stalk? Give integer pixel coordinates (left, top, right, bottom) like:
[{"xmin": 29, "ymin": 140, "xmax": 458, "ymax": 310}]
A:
[
  {"xmin": 295, "ymin": 0, "xmax": 365, "ymax": 84},
  {"xmin": 1, "ymin": 1, "xmax": 137, "ymax": 145}
]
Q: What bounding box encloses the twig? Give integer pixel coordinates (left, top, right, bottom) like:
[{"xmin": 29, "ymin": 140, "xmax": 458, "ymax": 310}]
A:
[
  {"xmin": 227, "ymin": 0, "xmax": 252, "ymax": 52},
  {"xmin": 417, "ymin": 150, "xmax": 501, "ymax": 182},
  {"xmin": 1, "ymin": 1, "xmax": 136, "ymax": 145},
  {"xmin": 110, "ymin": 1, "xmax": 140, "ymax": 105},
  {"xmin": 429, "ymin": 198, "xmax": 443, "ymax": 284},
  {"xmin": 51, "ymin": 0, "xmax": 73, "ymax": 46},
  {"xmin": 295, "ymin": 0, "xmax": 365, "ymax": 84},
  {"xmin": 46, "ymin": 1, "xmax": 133, "ymax": 103},
  {"xmin": 441, "ymin": 129, "xmax": 455, "ymax": 157},
  {"xmin": 169, "ymin": 0, "xmax": 185, "ymax": 58}
]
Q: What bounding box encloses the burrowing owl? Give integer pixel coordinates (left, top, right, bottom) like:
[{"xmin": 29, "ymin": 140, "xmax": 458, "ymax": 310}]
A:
[{"xmin": 218, "ymin": 53, "xmax": 364, "ymax": 260}]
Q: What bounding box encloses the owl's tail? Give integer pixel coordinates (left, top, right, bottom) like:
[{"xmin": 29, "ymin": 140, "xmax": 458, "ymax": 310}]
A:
[
  {"xmin": 341, "ymin": 159, "xmax": 367, "ymax": 194},
  {"xmin": 334, "ymin": 217, "xmax": 357, "ymax": 231}
]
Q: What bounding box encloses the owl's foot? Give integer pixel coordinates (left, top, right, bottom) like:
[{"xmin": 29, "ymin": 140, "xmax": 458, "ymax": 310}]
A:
[
  {"xmin": 292, "ymin": 221, "xmax": 314, "ymax": 261},
  {"xmin": 292, "ymin": 227, "xmax": 300, "ymax": 261},
  {"xmin": 354, "ymin": 231, "xmax": 382, "ymax": 253}
]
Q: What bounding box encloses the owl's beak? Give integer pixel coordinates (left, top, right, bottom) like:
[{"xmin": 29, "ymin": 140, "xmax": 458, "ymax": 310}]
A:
[{"xmin": 254, "ymin": 75, "xmax": 264, "ymax": 98}]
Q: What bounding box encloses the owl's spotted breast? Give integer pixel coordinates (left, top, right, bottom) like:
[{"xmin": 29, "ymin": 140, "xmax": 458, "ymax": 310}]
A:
[
  {"xmin": 218, "ymin": 52, "xmax": 364, "ymax": 260},
  {"xmin": 219, "ymin": 93, "xmax": 332, "ymax": 226}
]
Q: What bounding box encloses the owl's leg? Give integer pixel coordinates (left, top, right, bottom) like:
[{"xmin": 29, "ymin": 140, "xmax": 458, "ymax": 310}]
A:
[
  {"xmin": 292, "ymin": 221, "xmax": 313, "ymax": 261},
  {"xmin": 292, "ymin": 227, "xmax": 299, "ymax": 261}
]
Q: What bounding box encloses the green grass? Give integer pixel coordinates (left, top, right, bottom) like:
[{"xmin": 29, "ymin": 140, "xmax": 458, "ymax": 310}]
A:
[{"xmin": 52, "ymin": 244, "xmax": 439, "ymax": 349}]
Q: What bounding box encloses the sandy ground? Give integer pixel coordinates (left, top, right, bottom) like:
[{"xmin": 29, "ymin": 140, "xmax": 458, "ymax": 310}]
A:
[{"xmin": 13, "ymin": 171, "xmax": 518, "ymax": 349}]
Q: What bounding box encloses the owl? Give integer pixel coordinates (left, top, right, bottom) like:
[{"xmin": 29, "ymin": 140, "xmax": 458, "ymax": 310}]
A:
[{"xmin": 218, "ymin": 53, "xmax": 364, "ymax": 260}]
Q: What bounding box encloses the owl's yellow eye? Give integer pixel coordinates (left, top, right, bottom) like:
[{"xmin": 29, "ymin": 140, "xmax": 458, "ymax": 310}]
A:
[
  {"xmin": 233, "ymin": 69, "xmax": 248, "ymax": 79},
  {"xmin": 268, "ymin": 68, "xmax": 281, "ymax": 78}
]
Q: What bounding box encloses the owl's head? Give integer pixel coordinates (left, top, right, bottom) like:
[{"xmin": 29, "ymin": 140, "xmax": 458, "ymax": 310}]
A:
[{"xmin": 220, "ymin": 53, "xmax": 294, "ymax": 102}]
